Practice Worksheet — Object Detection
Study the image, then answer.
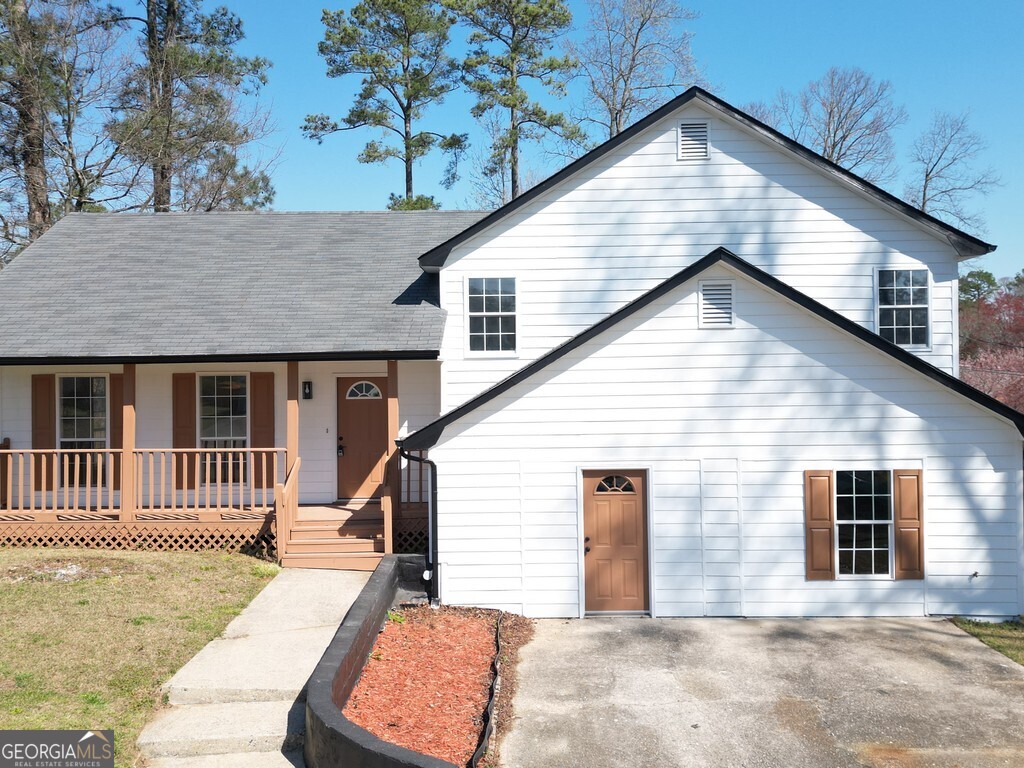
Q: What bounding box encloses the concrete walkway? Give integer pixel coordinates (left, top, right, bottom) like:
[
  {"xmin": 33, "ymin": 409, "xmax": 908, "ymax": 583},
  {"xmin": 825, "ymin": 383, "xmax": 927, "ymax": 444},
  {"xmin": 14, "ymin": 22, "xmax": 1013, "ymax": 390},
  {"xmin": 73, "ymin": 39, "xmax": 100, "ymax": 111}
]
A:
[
  {"xmin": 503, "ymin": 617, "xmax": 1024, "ymax": 768},
  {"xmin": 138, "ymin": 568, "xmax": 369, "ymax": 767}
]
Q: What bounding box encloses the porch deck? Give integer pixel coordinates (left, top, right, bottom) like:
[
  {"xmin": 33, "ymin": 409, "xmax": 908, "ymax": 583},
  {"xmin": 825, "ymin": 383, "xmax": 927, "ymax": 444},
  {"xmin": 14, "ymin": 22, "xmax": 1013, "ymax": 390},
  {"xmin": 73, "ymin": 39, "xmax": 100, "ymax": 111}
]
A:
[{"xmin": 0, "ymin": 441, "xmax": 429, "ymax": 564}]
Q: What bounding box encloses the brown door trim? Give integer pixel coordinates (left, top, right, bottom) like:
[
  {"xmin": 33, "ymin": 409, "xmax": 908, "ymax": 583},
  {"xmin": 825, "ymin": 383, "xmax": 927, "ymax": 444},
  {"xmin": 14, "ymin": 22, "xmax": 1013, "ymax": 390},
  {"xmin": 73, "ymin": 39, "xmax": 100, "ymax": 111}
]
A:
[{"xmin": 582, "ymin": 469, "xmax": 649, "ymax": 614}]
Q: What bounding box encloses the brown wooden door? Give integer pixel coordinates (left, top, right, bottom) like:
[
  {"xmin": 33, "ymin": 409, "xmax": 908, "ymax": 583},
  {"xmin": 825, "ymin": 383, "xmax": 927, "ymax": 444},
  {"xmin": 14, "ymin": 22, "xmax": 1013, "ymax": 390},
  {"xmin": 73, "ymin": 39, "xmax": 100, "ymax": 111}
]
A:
[
  {"xmin": 337, "ymin": 378, "xmax": 388, "ymax": 500},
  {"xmin": 583, "ymin": 470, "xmax": 648, "ymax": 613}
]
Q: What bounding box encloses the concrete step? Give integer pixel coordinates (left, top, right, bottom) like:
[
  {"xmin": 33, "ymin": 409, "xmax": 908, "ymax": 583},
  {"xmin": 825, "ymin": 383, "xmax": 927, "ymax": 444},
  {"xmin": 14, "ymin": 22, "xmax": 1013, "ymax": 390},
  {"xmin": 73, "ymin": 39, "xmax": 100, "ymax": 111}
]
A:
[
  {"xmin": 137, "ymin": 700, "xmax": 304, "ymax": 758},
  {"xmin": 284, "ymin": 537, "xmax": 384, "ymax": 555},
  {"xmin": 279, "ymin": 552, "xmax": 383, "ymax": 571},
  {"xmin": 147, "ymin": 749, "xmax": 304, "ymax": 767},
  {"xmin": 163, "ymin": 627, "xmax": 337, "ymax": 705}
]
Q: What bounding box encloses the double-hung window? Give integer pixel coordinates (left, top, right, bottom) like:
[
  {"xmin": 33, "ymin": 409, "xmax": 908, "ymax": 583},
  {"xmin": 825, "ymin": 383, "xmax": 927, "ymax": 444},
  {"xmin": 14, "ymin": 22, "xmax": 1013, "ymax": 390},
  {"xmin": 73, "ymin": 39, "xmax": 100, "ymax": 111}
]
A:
[
  {"xmin": 468, "ymin": 277, "xmax": 516, "ymax": 353},
  {"xmin": 878, "ymin": 269, "xmax": 929, "ymax": 348},
  {"xmin": 835, "ymin": 470, "xmax": 892, "ymax": 577},
  {"xmin": 59, "ymin": 376, "xmax": 107, "ymax": 485},
  {"xmin": 804, "ymin": 468, "xmax": 924, "ymax": 582},
  {"xmin": 199, "ymin": 374, "xmax": 247, "ymax": 482}
]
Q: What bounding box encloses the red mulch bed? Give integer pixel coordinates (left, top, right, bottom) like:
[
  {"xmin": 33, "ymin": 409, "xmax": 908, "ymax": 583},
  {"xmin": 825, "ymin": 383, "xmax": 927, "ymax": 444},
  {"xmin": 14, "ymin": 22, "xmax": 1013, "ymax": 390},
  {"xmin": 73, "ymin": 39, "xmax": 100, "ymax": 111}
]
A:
[{"xmin": 344, "ymin": 606, "xmax": 499, "ymax": 767}]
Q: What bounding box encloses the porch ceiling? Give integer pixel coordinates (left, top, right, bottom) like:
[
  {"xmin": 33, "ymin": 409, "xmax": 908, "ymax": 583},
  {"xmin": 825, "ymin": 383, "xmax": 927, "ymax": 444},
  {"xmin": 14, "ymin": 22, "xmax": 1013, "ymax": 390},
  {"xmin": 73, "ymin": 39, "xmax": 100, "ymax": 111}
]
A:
[{"xmin": 0, "ymin": 211, "xmax": 485, "ymax": 362}]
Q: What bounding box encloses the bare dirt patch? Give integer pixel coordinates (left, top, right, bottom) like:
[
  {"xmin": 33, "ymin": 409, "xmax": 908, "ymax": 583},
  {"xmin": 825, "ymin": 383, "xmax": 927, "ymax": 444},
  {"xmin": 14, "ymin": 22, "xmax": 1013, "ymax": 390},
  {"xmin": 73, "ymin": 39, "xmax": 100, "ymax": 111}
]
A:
[
  {"xmin": 2, "ymin": 556, "xmax": 139, "ymax": 583},
  {"xmin": 344, "ymin": 606, "xmax": 534, "ymax": 768}
]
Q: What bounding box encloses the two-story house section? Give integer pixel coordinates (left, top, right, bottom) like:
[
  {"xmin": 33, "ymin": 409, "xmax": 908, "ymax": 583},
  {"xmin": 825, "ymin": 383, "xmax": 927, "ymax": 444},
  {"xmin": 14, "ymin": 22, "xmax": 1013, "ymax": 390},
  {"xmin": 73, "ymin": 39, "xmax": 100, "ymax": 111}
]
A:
[
  {"xmin": 0, "ymin": 88, "xmax": 1021, "ymax": 620},
  {"xmin": 401, "ymin": 89, "xmax": 1024, "ymax": 620}
]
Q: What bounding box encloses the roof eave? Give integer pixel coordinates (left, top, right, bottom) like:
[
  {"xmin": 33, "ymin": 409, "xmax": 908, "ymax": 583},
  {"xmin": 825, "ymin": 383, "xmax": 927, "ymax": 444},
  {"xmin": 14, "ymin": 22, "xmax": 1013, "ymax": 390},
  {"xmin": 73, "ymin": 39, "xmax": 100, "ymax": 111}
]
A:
[{"xmin": 0, "ymin": 349, "xmax": 441, "ymax": 366}]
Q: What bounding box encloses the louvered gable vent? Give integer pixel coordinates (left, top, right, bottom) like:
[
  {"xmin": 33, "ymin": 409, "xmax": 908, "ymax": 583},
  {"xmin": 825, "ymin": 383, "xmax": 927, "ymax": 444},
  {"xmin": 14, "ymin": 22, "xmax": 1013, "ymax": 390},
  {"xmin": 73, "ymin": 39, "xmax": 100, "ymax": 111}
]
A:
[
  {"xmin": 700, "ymin": 280, "xmax": 734, "ymax": 327},
  {"xmin": 677, "ymin": 121, "xmax": 709, "ymax": 160}
]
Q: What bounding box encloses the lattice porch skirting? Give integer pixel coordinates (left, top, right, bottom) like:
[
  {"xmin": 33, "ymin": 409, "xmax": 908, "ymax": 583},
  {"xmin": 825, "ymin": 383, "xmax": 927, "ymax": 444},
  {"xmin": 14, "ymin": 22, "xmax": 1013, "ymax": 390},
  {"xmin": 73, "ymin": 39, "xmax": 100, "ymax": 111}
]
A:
[{"xmin": 0, "ymin": 520, "xmax": 276, "ymax": 557}]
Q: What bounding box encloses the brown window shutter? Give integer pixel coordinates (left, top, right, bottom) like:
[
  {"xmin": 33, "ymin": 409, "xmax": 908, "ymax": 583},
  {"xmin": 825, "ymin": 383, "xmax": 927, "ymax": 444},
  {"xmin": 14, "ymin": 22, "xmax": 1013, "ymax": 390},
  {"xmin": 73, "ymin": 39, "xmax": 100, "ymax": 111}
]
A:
[
  {"xmin": 172, "ymin": 373, "xmax": 197, "ymax": 490},
  {"xmin": 31, "ymin": 374, "xmax": 56, "ymax": 491},
  {"xmin": 109, "ymin": 374, "xmax": 123, "ymax": 492},
  {"xmin": 804, "ymin": 470, "xmax": 835, "ymax": 580},
  {"xmin": 893, "ymin": 469, "xmax": 925, "ymax": 580},
  {"xmin": 249, "ymin": 372, "xmax": 275, "ymax": 487}
]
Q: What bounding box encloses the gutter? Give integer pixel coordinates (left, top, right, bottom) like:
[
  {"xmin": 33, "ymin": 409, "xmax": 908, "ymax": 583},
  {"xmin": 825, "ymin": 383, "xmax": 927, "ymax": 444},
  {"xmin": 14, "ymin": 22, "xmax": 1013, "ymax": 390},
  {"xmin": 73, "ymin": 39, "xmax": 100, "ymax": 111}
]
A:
[{"xmin": 396, "ymin": 440, "xmax": 440, "ymax": 604}]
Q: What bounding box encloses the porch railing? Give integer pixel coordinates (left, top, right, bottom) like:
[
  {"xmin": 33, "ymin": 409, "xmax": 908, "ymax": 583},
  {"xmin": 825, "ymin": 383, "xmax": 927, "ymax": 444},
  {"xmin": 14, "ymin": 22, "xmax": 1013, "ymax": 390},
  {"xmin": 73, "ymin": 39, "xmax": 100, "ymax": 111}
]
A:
[
  {"xmin": 132, "ymin": 448, "xmax": 285, "ymax": 518},
  {"xmin": 274, "ymin": 457, "xmax": 301, "ymax": 560},
  {"xmin": 0, "ymin": 447, "xmax": 120, "ymax": 518},
  {"xmin": 0, "ymin": 444, "xmax": 286, "ymax": 521}
]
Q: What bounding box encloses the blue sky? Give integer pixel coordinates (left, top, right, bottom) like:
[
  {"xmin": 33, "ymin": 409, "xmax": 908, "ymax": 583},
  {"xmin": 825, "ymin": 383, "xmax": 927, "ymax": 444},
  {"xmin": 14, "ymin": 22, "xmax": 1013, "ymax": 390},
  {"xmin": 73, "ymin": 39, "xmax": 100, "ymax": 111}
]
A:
[{"xmin": 230, "ymin": 0, "xmax": 1023, "ymax": 278}]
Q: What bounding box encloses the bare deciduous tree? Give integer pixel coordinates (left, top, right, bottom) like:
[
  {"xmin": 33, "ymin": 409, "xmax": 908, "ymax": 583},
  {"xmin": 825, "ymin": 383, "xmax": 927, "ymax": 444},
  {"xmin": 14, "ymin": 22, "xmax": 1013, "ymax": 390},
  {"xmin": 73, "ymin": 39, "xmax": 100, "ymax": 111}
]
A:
[
  {"xmin": 747, "ymin": 66, "xmax": 907, "ymax": 183},
  {"xmin": 570, "ymin": 0, "xmax": 701, "ymax": 140},
  {"xmin": 903, "ymin": 110, "xmax": 998, "ymax": 231}
]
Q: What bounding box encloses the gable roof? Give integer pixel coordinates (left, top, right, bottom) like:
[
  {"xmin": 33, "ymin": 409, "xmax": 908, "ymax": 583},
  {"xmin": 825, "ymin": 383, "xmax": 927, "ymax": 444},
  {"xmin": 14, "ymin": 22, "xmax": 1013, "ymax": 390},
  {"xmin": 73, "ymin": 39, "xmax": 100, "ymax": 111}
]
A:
[
  {"xmin": 401, "ymin": 247, "xmax": 1024, "ymax": 450},
  {"xmin": 418, "ymin": 87, "xmax": 994, "ymax": 271},
  {"xmin": 0, "ymin": 210, "xmax": 485, "ymax": 364}
]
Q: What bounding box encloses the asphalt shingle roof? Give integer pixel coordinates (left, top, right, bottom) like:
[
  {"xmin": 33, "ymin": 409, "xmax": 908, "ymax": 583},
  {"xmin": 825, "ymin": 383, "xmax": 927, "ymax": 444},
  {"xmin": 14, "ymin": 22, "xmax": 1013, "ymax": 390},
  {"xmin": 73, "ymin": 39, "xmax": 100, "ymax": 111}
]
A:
[{"xmin": 0, "ymin": 211, "xmax": 486, "ymax": 362}]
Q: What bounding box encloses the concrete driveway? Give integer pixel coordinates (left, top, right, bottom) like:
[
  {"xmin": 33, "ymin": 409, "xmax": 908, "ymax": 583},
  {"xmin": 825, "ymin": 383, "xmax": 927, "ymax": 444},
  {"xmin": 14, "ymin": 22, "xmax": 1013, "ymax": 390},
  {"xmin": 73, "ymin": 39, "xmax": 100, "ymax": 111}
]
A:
[{"xmin": 501, "ymin": 618, "xmax": 1024, "ymax": 768}]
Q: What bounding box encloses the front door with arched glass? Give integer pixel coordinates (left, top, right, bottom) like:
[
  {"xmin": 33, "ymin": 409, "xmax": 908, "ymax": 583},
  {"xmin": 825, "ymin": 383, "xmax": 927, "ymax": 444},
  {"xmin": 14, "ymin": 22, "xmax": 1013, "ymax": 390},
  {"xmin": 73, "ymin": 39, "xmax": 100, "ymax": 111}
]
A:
[
  {"xmin": 336, "ymin": 378, "xmax": 388, "ymax": 500},
  {"xmin": 583, "ymin": 470, "xmax": 649, "ymax": 613}
]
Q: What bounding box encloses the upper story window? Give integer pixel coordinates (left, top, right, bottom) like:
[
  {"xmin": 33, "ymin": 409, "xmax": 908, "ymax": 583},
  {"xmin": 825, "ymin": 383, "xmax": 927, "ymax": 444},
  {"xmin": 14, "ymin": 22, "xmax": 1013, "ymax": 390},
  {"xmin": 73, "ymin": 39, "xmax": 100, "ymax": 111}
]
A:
[
  {"xmin": 878, "ymin": 269, "xmax": 929, "ymax": 348},
  {"xmin": 468, "ymin": 277, "xmax": 516, "ymax": 353}
]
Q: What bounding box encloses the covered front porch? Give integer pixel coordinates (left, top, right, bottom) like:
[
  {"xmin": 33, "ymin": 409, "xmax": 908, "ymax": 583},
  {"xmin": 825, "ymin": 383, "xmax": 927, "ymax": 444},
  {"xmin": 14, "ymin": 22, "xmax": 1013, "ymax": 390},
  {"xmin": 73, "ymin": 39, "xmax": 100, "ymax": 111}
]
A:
[{"xmin": 0, "ymin": 360, "xmax": 432, "ymax": 569}]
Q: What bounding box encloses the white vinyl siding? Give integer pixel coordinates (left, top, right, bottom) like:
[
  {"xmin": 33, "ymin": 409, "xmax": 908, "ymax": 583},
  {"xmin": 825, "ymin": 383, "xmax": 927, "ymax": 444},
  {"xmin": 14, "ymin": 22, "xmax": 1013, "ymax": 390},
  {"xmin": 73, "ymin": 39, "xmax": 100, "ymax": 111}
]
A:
[
  {"xmin": 429, "ymin": 264, "xmax": 1022, "ymax": 619},
  {"xmin": 437, "ymin": 102, "xmax": 959, "ymax": 412}
]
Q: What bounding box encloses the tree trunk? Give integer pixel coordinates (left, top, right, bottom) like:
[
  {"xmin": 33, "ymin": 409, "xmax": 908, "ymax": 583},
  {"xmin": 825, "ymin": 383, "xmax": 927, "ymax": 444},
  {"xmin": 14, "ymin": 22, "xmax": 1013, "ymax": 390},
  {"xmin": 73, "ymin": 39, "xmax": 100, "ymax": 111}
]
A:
[
  {"xmin": 10, "ymin": 0, "xmax": 51, "ymax": 241},
  {"xmin": 148, "ymin": 0, "xmax": 178, "ymax": 212},
  {"xmin": 404, "ymin": 110, "xmax": 413, "ymax": 199},
  {"xmin": 509, "ymin": 106, "xmax": 519, "ymax": 200}
]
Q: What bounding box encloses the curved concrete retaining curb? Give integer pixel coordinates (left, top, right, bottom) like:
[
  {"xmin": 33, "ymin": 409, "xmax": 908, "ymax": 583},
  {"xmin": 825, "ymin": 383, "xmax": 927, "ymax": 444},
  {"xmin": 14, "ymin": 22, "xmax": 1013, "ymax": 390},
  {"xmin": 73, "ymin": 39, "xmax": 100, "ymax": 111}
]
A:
[{"xmin": 304, "ymin": 554, "xmax": 458, "ymax": 768}]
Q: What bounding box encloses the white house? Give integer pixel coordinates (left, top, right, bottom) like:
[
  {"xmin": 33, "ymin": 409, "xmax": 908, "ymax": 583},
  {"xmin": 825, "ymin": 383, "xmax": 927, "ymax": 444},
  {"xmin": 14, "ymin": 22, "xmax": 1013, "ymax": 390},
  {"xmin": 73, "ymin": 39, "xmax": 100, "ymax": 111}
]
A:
[{"xmin": 1, "ymin": 88, "xmax": 1021, "ymax": 618}]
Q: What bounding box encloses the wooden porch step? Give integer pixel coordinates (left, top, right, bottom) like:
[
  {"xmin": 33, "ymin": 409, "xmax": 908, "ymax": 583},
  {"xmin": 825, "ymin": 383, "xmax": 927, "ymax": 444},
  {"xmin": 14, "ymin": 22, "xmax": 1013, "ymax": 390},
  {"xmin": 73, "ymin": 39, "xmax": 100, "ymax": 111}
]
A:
[
  {"xmin": 294, "ymin": 505, "xmax": 382, "ymax": 523},
  {"xmin": 284, "ymin": 537, "xmax": 384, "ymax": 554},
  {"xmin": 288, "ymin": 523, "xmax": 382, "ymax": 541},
  {"xmin": 278, "ymin": 552, "xmax": 384, "ymax": 571}
]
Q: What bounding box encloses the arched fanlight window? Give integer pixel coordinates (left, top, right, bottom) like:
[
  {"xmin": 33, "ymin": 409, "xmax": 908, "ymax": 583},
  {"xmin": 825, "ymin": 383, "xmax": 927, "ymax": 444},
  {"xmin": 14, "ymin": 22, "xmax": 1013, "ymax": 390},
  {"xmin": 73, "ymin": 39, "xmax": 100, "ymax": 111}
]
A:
[
  {"xmin": 595, "ymin": 475, "xmax": 635, "ymax": 493},
  {"xmin": 346, "ymin": 381, "xmax": 382, "ymax": 399}
]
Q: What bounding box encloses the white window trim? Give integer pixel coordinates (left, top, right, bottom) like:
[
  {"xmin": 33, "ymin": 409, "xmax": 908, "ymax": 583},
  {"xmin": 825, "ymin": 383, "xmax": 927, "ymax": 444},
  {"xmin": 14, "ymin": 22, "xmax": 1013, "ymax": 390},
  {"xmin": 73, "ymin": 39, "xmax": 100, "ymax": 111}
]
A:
[
  {"xmin": 832, "ymin": 468, "xmax": 895, "ymax": 582},
  {"xmin": 874, "ymin": 266, "xmax": 932, "ymax": 352},
  {"xmin": 463, "ymin": 274, "xmax": 520, "ymax": 359},
  {"xmin": 698, "ymin": 279, "xmax": 735, "ymax": 329},
  {"xmin": 677, "ymin": 120, "xmax": 710, "ymax": 161},
  {"xmin": 196, "ymin": 372, "xmax": 251, "ymax": 449},
  {"xmin": 56, "ymin": 373, "xmax": 110, "ymax": 449}
]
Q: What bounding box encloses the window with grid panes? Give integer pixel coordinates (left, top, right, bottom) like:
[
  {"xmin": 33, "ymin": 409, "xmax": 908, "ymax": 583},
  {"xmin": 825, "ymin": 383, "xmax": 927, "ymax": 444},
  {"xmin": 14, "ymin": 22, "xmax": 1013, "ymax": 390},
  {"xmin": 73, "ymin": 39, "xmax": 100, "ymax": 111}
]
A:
[
  {"xmin": 835, "ymin": 470, "xmax": 893, "ymax": 576},
  {"xmin": 59, "ymin": 376, "xmax": 107, "ymax": 485},
  {"xmin": 468, "ymin": 277, "xmax": 516, "ymax": 352},
  {"xmin": 199, "ymin": 375, "xmax": 247, "ymax": 482},
  {"xmin": 878, "ymin": 269, "xmax": 928, "ymax": 347}
]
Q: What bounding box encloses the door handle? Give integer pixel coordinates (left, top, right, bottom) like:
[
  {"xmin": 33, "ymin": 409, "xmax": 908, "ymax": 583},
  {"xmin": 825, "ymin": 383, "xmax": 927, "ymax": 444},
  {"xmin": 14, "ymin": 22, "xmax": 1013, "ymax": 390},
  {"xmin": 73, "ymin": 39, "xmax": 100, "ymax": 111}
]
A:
[
  {"xmin": 337, "ymin": 436, "xmax": 345, "ymax": 457},
  {"xmin": 584, "ymin": 546, "xmax": 591, "ymax": 554}
]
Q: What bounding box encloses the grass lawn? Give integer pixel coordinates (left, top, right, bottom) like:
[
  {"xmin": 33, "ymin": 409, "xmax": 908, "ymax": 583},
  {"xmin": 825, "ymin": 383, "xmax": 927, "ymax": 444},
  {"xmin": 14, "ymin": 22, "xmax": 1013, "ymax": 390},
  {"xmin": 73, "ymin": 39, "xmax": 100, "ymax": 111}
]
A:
[
  {"xmin": 0, "ymin": 547, "xmax": 279, "ymax": 768},
  {"xmin": 953, "ymin": 617, "xmax": 1024, "ymax": 666}
]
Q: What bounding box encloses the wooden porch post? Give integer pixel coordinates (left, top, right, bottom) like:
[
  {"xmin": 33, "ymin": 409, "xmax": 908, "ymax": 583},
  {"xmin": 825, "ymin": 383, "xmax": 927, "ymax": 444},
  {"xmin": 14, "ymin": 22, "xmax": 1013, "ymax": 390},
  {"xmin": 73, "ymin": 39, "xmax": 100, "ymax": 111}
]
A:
[
  {"xmin": 286, "ymin": 361, "xmax": 299, "ymax": 473},
  {"xmin": 385, "ymin": 359, "xmax": 399, "ymax": 554},
  {"xmin": 121, "ymin": 363, "xmax": 136, "ymax": 521}
]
